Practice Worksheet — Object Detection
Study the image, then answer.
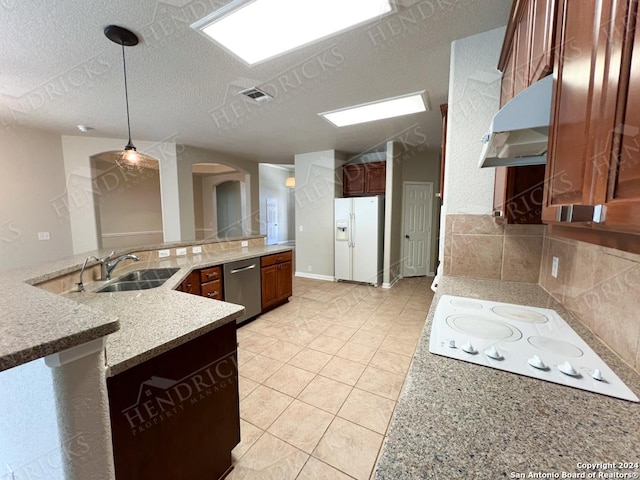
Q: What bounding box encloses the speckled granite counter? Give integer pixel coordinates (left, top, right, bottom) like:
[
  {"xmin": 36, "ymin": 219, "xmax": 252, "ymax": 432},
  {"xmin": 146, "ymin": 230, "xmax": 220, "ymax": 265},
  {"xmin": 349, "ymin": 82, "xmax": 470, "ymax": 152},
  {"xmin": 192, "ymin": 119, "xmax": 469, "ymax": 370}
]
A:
[
  {"xmin": 67, "ymin": 244, "xmax": 293, "ymax": 376},
  {"xmin": 0, "ymin": 237, "xmax": 291, "ymax": 375},
  {"xmin": 374, "ymin": 276, "xmax": 640, "ymax": 480}
]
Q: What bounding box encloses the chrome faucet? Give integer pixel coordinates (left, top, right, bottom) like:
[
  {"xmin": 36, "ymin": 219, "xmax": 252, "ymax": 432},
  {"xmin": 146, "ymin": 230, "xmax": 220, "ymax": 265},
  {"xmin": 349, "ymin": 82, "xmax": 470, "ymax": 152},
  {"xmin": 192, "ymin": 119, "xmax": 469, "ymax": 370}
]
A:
[
  {"xmin": 100, "ymin": 251, "xmax": 140, "ymax": 280},
  {"xmin": 77, "ymin": 256, "xmax": 99, "ymax": 292}
]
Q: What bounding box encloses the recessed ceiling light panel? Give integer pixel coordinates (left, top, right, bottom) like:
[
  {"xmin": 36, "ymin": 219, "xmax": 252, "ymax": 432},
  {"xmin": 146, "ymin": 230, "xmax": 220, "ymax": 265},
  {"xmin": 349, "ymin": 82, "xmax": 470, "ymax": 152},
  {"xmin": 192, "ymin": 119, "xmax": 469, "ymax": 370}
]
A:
[
  {"xmin": 319, "ymin": 91, "xmax": 428, "ymax": 127},
  {"xmin": 192, "ymin": 0, "xmax": 393, "ymax": 65}
]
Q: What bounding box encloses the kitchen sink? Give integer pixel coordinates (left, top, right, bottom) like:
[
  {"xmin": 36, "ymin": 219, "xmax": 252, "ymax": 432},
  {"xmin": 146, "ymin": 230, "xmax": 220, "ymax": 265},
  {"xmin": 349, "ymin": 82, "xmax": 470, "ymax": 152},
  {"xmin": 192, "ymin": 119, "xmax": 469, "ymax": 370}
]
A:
[
  {"xmin": 115, "ymin": 268, "xmax": 180, "ymax": 282},
  {"xmin": 95, "ymin": 268, "xmax": 180, "ymax": 293}
]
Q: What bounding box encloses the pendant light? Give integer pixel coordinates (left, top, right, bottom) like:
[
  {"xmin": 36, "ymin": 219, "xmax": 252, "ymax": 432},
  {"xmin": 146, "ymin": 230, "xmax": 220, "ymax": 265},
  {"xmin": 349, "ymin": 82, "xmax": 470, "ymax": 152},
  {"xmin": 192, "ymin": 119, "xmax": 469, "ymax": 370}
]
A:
[{"xmin": 104, "ymin": 25, "xmax": 146, "ymax": 173}]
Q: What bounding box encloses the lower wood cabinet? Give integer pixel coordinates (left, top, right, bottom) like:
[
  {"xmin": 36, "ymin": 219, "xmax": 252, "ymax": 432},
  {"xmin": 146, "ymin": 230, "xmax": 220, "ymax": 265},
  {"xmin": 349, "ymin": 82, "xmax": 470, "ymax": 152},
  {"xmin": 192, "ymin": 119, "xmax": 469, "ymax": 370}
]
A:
[
  {"xmin": 176, "ymin": 265, "xmax": 222, "ymax": 300},
  {"xmin": 260, "ymin": 251, "xmax": 293, "ymax": 311},
  {"xmin": 107, "ymin": 322, "xmax": 239, "ymax": 480}
]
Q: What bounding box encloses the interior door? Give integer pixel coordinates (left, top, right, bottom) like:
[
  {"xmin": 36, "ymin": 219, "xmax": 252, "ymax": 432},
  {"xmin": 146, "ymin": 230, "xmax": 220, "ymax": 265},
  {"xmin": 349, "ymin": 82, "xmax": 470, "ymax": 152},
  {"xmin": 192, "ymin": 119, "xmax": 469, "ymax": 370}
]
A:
[
  {"xmin": 265, "ymin": 198, "xmax": 278, "ymax": 245},
  {"xmin": 402, "ymin": 182, "xmax": 432, "ymax": 277}
]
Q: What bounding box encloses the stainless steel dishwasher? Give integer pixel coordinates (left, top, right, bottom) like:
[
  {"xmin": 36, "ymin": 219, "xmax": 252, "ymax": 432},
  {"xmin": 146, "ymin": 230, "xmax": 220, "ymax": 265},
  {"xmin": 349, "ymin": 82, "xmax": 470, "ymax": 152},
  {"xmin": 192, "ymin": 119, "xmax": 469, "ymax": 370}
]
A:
[{"xmin": 224, "ymin": 257, "xmax": 261, "ymax": 324}]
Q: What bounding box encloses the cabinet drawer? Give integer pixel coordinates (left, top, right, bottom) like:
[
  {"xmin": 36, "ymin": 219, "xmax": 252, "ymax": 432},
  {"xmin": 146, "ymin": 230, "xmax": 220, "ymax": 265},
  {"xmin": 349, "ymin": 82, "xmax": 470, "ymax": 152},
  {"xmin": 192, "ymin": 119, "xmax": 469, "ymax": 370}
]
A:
[
  {"xmin": 260, "ymin": 251, "xmax": 292, "ymax": 267},
  {"xmin": 200, "ymin": 266, "xmax": 222, "ymax": 283},
  {"xmin": 201, "ymin": 279, "xmax": 223, "ymax": 300}
]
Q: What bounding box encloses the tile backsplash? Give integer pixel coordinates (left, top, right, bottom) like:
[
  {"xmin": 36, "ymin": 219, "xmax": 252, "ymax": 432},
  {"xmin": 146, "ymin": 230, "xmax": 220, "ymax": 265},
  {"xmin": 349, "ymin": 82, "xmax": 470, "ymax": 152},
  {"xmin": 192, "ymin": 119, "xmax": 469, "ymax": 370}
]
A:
[
  {"xmin": 443, "ymin": 214, "xmax": 544, "ymax": 283},
  {"xmin": 540, "ymin": 234, "xmax": 640, "ymax": 371}
]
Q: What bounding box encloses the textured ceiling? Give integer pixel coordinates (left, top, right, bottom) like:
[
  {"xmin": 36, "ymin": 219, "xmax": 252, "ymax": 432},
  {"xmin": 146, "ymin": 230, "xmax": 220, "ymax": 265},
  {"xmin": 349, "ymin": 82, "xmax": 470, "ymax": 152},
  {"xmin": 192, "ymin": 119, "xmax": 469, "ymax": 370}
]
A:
[{"xmin": 0, "ymin": 0, "xmax": 510, "ymax": 163}]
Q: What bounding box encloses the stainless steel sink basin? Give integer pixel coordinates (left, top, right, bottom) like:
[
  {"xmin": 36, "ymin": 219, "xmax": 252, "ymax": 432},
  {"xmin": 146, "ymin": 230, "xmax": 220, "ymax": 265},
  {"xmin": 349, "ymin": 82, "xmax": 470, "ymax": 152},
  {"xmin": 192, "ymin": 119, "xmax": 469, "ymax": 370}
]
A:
[
  {"xmin": 116, "ymin": 268, "xmax": 180, "ymax": 282},
  {"xmin": 95, "ymin": 268, "xmax": 180, "ymax": 293}
]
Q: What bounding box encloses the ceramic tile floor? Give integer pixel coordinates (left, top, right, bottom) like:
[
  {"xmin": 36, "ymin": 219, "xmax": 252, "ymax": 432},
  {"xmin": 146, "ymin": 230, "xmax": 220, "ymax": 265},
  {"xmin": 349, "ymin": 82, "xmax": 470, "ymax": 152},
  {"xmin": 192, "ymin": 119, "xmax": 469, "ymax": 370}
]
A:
[{"xmin": 228, "ymin": 276, "xmax": 434, "ymax": 480}]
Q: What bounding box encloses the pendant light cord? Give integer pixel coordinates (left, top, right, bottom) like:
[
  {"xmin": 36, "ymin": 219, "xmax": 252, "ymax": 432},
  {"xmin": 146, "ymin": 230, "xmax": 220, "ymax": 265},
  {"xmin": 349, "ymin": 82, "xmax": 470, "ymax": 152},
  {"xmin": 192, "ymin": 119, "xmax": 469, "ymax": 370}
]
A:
[{"xmin": 121, "ymin": 43, "xmax": 133, "ymax": 147}]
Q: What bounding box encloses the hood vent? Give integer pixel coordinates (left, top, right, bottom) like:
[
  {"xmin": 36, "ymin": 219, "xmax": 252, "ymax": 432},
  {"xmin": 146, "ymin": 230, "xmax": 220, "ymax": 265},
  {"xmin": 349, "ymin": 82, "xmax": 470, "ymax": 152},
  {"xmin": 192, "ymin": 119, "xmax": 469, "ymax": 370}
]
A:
[
  {"xmin": 479, "ymin": 75, "xmax": 553, "ymax": 168},
  {"xmin": 239, "ymin": 87, "xmax": 273, "ymax": 103}
]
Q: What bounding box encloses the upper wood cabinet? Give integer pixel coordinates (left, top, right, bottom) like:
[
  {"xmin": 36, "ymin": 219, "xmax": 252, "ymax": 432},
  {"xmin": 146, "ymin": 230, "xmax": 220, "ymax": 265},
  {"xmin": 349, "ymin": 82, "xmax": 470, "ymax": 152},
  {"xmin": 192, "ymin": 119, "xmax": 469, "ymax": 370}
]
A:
[
  {"xmin": 343, "ymin": 162, "xmax": 386, "ymax": 197},
  {"xmin": 543, "ymin": 0, "xmax": 640, "ymax": 251},
  {"xmin": 494, "ymin": 0, "xmax": 557, "ymax": 224}
]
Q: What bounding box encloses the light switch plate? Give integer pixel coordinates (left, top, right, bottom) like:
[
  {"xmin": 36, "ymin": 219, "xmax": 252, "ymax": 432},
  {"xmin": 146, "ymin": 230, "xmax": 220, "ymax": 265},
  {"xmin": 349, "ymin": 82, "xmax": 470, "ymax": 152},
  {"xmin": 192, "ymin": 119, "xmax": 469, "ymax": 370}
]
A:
[
  {"xmin": 192, "ymin": 246, "xmax": 202, "ymax": 254},
  {"xmin": 37, "ymin": 232, "xmax": 50, "ymax": 241},
  {"xmin": 176, "ymin": 247, "xmax": 187, "ymax": 256},
  {"xmin": 158, "ymin": 249, "xmax": 170, "ymax": 258}
]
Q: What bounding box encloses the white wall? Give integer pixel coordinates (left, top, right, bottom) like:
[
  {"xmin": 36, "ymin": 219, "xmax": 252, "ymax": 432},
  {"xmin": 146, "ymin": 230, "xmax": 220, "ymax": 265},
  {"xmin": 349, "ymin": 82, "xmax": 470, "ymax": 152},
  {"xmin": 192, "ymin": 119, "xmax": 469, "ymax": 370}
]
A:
[
  {"xmin": 0, "ymin": 126, "xmax": 73, "ymax": 272},
  {"xmin": 439, "ymin": 27, "xmax": 505, "ymax": 271},
  {"xmin": 258, "ymin": 164, "xmax": 295, "ymax": 244},
  {"xmin": 294, "ymin": 150, "xmax": 344, "ymax": 279},
  {"xmin": 442, "ymin": 27, "xmax": 504, "ymax": 213},
  {"xmin": 383, "ymin": 141, "xmax": 404, "ymax": 287}
]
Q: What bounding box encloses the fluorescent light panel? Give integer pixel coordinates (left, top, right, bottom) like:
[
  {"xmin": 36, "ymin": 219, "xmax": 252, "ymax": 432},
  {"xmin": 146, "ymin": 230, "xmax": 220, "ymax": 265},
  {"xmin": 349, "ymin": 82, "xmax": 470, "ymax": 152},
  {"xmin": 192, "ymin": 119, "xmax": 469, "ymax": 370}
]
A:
[
  {"xmin": 193, "ymin": 0, "xmax": 392, "ymax": 65},
  {"xmin": 320, "ymin": 92, "xmax": 427, "ymax": 127}
]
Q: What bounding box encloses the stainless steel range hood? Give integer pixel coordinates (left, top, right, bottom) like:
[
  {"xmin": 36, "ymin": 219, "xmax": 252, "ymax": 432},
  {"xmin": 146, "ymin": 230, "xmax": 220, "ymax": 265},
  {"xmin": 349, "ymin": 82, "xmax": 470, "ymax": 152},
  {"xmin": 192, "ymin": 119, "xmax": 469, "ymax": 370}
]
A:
[{"xmin": 479, "ymin": 75, "xmax": 553, "ymax": 168}]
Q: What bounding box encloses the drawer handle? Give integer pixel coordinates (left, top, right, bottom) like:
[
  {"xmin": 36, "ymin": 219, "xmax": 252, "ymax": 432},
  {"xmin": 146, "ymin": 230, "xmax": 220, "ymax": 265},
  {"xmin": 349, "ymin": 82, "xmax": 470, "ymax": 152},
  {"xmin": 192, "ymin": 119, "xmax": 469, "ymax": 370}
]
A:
[
  {"xmin": 230, "ymin": 264, "xmax": 256, "ymax": 274},
  {"xmin": 207, "ymin": 291, "xmax": 219, "ymax": 297},
  {"xmin": 555, "ymin": 205, "xmax": 606, "ymax": 223},
  {"xmin": 206, "ymin": 272, "xmax": 218, "ymax": 278},
  {"xmin": 186, "ymin": 283, "xmax": 192, "ymax": 288}
]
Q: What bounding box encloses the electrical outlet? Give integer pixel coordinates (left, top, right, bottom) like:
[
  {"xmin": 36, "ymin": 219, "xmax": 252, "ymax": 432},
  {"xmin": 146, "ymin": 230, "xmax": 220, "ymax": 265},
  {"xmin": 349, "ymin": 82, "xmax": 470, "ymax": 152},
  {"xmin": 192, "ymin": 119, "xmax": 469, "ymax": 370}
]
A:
[
  {"xmin": 241, "ymin": 240, "xmax": 248, "ymax": 247},
  {"xmin": 192, "ymin": 246, "xmax": 202, "ymax": 254},
  {"xmin": 299, "ymin": 225, "xmax": 304, "ymax": 232},
  {"xmin": 551, "ymin": 256, "xmax": 559, "ymax": 278},
  {"xmin": 176, "ymin": 247, "xmax": 187, "ymax": 256},
  {"xmin": 158, "ymin": 249, "xmax": 170, "ymax": 258},
  {"xmin": 37, "ymin": 231, "xmax": 50, "ymax": 241},
  {"xmin": 307, "ymin": 265, "xmax": 312, "ymax": 272}
]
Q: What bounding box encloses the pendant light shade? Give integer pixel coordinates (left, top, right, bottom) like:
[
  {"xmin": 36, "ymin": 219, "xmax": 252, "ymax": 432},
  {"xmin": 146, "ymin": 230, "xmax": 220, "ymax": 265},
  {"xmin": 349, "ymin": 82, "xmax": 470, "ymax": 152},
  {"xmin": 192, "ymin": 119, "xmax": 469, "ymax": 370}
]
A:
[{"xmin": 104, "ymin": 25, "xmax": 146, "ymax": 173}]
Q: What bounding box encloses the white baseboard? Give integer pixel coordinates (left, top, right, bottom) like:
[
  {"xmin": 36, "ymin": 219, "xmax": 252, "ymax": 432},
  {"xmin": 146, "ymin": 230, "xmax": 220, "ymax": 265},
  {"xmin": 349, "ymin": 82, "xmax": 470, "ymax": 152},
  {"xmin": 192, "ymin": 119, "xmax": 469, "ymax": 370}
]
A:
[
  {"xmin": 295, "ymin": 272, "xmax": 335, "ymax": 282},
  {"xmin": 382, "ymin": 274, "xmax": 402, "ymax": 289}
]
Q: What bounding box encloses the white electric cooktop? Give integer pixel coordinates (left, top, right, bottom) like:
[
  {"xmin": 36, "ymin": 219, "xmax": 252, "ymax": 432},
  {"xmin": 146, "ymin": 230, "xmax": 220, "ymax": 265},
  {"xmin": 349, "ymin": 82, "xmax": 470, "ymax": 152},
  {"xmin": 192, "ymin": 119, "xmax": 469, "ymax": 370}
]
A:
[{"xmin": 429, "ymin": 295, "xmax": 639, "ymax": 402}]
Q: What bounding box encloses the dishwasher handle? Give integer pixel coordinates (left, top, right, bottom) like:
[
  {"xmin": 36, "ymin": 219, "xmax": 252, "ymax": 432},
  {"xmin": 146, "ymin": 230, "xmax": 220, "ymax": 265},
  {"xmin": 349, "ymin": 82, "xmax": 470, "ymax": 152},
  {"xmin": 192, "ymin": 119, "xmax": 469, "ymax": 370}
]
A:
[{"xmin": 230, "ymin": 264, "xmax": 256, "ymax": 274}]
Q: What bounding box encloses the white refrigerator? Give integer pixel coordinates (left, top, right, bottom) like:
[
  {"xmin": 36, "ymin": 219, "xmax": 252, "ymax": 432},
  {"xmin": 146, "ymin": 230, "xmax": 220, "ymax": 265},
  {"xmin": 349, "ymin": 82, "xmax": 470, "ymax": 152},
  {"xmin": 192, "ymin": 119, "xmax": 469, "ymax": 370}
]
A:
[{"xmin": 334, "ymin": 196, "xmax": 384, "ymax": 286}]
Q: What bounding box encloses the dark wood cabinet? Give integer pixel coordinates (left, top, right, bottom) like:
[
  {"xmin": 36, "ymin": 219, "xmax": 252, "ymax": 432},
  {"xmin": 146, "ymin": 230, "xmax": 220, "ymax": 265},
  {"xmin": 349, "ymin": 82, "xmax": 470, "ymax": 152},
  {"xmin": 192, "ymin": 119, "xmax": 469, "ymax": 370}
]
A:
[
  {"xmin": 543, "ymin": 0, "xmax": 640, "ymax": 252},
  {"xmin": 177, "ymin": 270, "xmax": 201, "ymax": 295},
  {"xmin": 108, "ymin": 322, "xmax": 239, "ymax": 480},
  {"xmin": 343, "ymin": 162, "xmax": 386, "ymax": 197},
  {"xmin": 176, "ymin": 265, "xmax": 222, "ymax": 300},
  {"xmin": 260, "ymin": 251, "xmax": 293, "ymax": 311},
  {"xmin": 495, "ymin": 0, "xmax": 557, "ymax": 224}
]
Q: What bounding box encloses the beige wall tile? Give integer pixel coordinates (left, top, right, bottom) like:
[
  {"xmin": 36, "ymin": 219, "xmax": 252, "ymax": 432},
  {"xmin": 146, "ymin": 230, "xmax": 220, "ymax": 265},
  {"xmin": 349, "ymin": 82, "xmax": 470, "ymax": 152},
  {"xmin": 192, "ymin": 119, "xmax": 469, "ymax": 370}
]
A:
[
  {"xmin": 504, "ymin": 224, "xmax": 546, "ymax": 236},
  {"xmin": 450, "ymin": 214, "xmax": 504, "ymax": 235},
  {"xmin": 450, "ymin": 234, "xmax": 504, "ymax": 280},
  {"xmin": 502, "ymin": 235, "xmax": 543, "ymax": 282}
]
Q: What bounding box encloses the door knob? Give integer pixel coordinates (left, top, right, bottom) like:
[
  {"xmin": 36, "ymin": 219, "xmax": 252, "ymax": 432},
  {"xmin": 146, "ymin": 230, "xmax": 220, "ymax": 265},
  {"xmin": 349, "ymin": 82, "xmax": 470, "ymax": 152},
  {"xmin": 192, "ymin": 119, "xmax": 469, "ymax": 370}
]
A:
[{"xmin": 405, "ymin": 235, "xmax": 410, "ymax": 239}]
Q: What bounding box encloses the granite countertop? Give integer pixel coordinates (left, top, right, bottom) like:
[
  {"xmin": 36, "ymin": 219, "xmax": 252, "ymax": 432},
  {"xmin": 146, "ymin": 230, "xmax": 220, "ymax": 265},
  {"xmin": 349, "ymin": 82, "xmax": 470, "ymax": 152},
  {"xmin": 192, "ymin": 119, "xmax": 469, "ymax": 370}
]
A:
[
  {"xmin": 0, "ymin": 240, "xmax": 291, "ymax": 375},
  {"xmin": 375, "ymin": 276, "xmax": 640, "ymax": 480},
  {"xmin": 68, "ymin": 244, "xmax": 293, "ymax": 376}
]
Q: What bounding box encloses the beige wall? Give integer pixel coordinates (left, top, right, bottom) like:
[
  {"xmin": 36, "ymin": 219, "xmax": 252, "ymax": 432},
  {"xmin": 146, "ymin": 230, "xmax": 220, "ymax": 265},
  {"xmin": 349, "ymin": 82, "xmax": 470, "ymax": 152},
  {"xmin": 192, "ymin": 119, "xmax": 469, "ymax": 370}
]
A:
[
  {"xmin": 0, "ymin": 126, "xmax": 73, "ymax": 272},
  {"xmin": 383, "ymin": 141, "xmax": 403, "ymax": 287},
  {"xmin": 93, "ymin": 160, "xmax": 163, "ymax": 249},
  {"xmin": 443, "ymin": 214, "xmax": 544, "ymax": 283},
  {"xmin": 258, "ymin": 164, "xmax": 295, "ymax": 244},
  {"xmin": 540, "ymin": 235, "xmax": 640, "ymax": 371}
]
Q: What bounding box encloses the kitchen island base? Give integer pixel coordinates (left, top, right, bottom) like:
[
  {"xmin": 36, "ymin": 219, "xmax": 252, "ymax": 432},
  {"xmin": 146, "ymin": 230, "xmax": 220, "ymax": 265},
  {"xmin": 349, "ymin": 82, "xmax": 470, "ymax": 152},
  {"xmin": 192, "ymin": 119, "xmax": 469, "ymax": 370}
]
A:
[{"xmin": 107, "ymin": 321, "xmax": 239, "ymax": 480}]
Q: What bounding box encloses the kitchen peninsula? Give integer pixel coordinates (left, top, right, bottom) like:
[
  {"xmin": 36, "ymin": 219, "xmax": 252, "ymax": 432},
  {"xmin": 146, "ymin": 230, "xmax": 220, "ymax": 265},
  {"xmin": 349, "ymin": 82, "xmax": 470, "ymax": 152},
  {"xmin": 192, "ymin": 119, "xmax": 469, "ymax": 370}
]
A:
[{"xmin": 0, "ymin": 235, "xmax": 293, "ymax": 480}]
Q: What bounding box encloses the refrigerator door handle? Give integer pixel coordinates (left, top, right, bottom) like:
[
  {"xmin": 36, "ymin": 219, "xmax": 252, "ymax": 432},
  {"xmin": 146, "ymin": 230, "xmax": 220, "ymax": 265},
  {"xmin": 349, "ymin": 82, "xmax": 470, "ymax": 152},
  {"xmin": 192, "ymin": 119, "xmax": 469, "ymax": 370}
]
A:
[
  {"xmin": 351, "ymin": 212, "xmax": 355, "ymax": 248},
  {"xmin": 348, "ymin": 213, "xmax": 354, "ymax": 247}
]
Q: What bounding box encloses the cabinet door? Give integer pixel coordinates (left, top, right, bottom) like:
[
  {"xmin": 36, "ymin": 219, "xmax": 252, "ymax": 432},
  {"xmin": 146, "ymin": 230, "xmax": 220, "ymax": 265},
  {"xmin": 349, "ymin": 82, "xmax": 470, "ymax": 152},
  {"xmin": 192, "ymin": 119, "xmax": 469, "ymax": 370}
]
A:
[
  {"xmin": 514, "ymin": 1, "xmax": 533, "ymax": 95},
  {"xmin": 530, "ymin": 0, "xmax": 557, "ymax": 82},
  {"xmin": 261, "ymin": 265, "xmax": 278, "ymax": 310},
  {"xmin": 543, "ymin": 0, "xmax": 614, "ymax": 220},
  {"xmin": 343, "ymin": 165, "xmax": 365, "ymax": 196},
  {"xmin": 500, "ymin": 49, "xmax": 516, "ymax": 106},
  {"xmin": 599, "ymin": 1, "xmax": 640, "ymax": 232},
  {"xmin": 365, "ymin": 162, "xmax": 386, "ymax": 194},
  {"xmin": 276, "ymin": 261, "xmax": 293, "ymax": 301},
  {"xmin": 180, "ymin": 270, "xmax": 201, "ymax": 295}
]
